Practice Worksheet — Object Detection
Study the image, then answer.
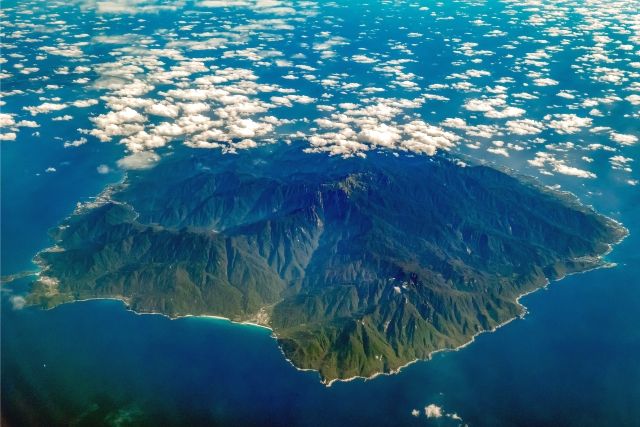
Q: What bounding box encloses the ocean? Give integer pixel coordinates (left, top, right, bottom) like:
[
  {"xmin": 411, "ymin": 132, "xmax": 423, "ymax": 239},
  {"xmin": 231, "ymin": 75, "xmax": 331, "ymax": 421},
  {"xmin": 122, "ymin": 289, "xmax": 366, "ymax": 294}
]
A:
[
  {"xmin": 2, "ymin": 0, "xmax": 639, "ymax": 425},
  {"xmin": 2, "ymin": 128, "xmax": 639, "ymax": 427}
]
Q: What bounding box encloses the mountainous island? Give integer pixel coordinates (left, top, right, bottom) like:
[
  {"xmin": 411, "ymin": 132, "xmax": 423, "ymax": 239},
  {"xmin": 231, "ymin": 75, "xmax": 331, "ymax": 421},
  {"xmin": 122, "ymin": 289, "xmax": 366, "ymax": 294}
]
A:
[{"xmin": 28, "ymin": 144, "xmax": 626, "ymax": 382}]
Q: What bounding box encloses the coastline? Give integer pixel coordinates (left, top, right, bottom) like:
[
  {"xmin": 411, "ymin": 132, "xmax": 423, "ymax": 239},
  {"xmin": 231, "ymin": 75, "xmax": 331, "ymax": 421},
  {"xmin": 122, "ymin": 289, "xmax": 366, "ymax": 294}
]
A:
[
  {"xmin": 322, "ymin": 250, "xmax": 626, "ymax": 387},
  {"xmin": 16, "ymin": 163, "xmax": 630, "ymax": 388},
  {"xmin": 41, "ymin": 296, "xmax": 275, "ymax": 332},
  {"xmin": 28, "ymin": 233, "xmax": 627, "ymax": 389}
]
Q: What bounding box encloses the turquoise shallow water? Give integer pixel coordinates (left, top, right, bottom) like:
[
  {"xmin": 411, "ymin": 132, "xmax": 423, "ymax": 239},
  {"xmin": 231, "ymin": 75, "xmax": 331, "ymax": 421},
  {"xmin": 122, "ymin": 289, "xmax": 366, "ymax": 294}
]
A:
[{"xmin": 2, "ymin": 0, "xmax": 639, "ymax": 424}]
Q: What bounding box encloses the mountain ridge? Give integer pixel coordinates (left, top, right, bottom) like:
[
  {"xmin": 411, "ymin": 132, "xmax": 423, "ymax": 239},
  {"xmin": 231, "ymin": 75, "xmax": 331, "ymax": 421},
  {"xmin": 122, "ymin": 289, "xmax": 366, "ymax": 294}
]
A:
[{"xmin": 27, "ymin": 144, "xmax": 627, "ymax": 382}]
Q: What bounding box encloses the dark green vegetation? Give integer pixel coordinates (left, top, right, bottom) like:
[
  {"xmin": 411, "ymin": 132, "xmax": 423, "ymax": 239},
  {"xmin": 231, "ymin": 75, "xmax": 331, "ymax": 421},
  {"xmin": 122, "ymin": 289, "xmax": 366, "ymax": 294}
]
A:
[{"xmin": 29, "ymin": 144, "xmax": 626, "ymax": 381}]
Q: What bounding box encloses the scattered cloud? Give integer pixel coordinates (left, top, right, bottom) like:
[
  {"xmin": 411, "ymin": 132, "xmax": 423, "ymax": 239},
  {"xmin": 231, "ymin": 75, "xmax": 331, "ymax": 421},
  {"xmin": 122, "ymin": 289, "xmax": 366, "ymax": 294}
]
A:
[
  {"xmin": 528, "ymin": 152, "xmax": 596, "ymax": 178},
  {"xmin": 10, "ymin": 296, "xmax": 26, "ymax": 310},
  {"xmin": 425, "ymin": 404, "xmax": 443, "ymax": 418},
  {"xmin": 117, "ymin": 151, "xmax": 161, "ymax": 170},
  {"xmin": 610, "ymin": 132, "xmax": 637, "ymax": 146},
  {"xmin": 1, "ymin": 0, "xmax": 636, "ymax": 186},
  {"xmin": 97, "ymin": 164, "xmax": 111, "ymax": 174}
]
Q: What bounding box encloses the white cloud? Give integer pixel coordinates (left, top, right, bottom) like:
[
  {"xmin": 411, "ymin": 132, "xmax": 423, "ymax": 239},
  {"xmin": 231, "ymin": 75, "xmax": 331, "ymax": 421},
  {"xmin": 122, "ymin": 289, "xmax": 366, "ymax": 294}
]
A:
[
  {"xmin": 153, "ymin": 122, "xmax": 185, "ymax": 137},
  {"xmin": 40, "ymin": 45, "xmax": 83, "ymax": 57},
  {"xmin": 10, "ymin": 296, "xmax": 26, "ymax": 310},
  {"xmin": 441, "ymin": 118, "xmax": 468, "ymax": 129},
  {"xmin": 0, "ymin": 113, "xmax": 16, "ymax": 127},
  {"xmin": 52, "ymin": 115, "xmax": 74, "ymax": 122},
  {"xmin": 180, "ymin": 103, "xmax": 210, "ymax": 115},
  {"xmin": 512, "ymin": 92, "xmax": 538, "ymax": 100},
  {"xmin": 198, "ymin": 0, "xmax": 250, "ymax": 7},
  {"xmin": 117, "ymin": 151, "xmax": 161, "ymax": 170},
  {"xmin": 547, "ymin": 114, "xmax": 592, "ymax": 134},
  {"xmin": 64, "ymin": 137, "xmax": 88, "ymax": 148},
  {"xmin": 352, "ymin": 54, "xmax": 376, "ymax": 64},
  {"xmin": 357, "ymin": 124, "xmax": 402, "ymax": 148},
  {"xmin": 73, "ymin": 99, "xmax": 99, "ymax": 108},
  {"xmin": 24, "ymin": 103, "xmax": 67, "ymax": 116},
  {"xmin": 533, "ymin": 78, "xmax": 559, "ymax": 86},
  {"xmin": 485, "ymin": 106, "xmax": 526, "ymax": 119},
  {"xmin": 402, "ymin": 121, "xmax": 459, "ymax": 155},
  {"xmin": 120, "ymin": 131, "xmax": 168, "ymax": 151},
  {"xmin": 93, "ymin": 107, "xmax": 147, "ymax": 127},
  {"xmin": 97, "ymin": 164, "xmax": 111, "ymax": 174},
  {"xmin": 424, "ymin": 404, "xmax": 443, "ymax": 418},
  {"xmin": 528, "ymin": 152, "xmax": 596, "ymax": 178},
  {"xmin": 610, "ymin": 132, "xmax": 637, "ymax": 145},
  {"xmin": 228, "ymin": 118, "xmax": 273, "ymax": 139},
  {"xmin": 557, "ymin": 90, "xmax": 576, "ymax": 99},
  {"xmin": 88, "ymin": 0, "xmax": 182, "ymax": 14},
  {"xmin": 488, "ymin": 147, "xmax": 509, "ymax": 157},
  {"xmin": 553, "ymin": 163, "xmax": 596, "ymax": 178},
  {"xmin": 506, "ymin": 119, "xmax": 545, "ymax": 135},
  {"xmin": 464, "ymin": 98, "xmax": 502, "ymax": 112},
  {"xmin": 16, "ymin": 120, "xmax": 40, "ymax": 128},
  {"xmin": 90, "ymin": 107, "xmax": 148, "ymax": 142},
  {"xmin": 146, "ymin": 103, "xmax": 180, "ymax": 118}
]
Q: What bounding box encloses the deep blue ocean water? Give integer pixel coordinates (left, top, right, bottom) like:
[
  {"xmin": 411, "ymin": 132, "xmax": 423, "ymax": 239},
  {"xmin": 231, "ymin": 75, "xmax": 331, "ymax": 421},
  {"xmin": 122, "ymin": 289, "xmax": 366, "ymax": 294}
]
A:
[
  {"xmin": 2, "ymin": 134, "xmax": 639, "ymax": 427},
  {"xmin": 2, "ymin": 0, "xmax": 639, "ymax": 425}
]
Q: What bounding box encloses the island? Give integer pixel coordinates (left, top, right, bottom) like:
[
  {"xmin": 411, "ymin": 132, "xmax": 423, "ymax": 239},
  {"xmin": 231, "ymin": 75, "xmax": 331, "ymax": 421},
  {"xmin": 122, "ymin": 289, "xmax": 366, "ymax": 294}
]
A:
[{"xmin": 28, "ymin": 143, "xmax": 627, "ymax": 383}]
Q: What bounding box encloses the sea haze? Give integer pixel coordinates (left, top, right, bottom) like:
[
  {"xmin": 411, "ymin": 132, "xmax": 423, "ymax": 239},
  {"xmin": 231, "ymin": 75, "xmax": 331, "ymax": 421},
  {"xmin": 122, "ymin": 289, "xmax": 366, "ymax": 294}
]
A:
[{"xmin": 1, "ymin": 0, "xmax": 639, "ymax": 425}]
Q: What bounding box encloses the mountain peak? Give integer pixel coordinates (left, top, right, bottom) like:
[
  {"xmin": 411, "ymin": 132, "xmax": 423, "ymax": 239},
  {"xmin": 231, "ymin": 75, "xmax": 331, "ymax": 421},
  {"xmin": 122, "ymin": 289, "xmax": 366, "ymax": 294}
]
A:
[{"xmin": 29, "ymin": 144, "xmax": 626, "ymax": 381}]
